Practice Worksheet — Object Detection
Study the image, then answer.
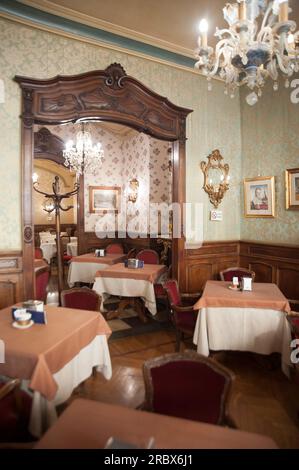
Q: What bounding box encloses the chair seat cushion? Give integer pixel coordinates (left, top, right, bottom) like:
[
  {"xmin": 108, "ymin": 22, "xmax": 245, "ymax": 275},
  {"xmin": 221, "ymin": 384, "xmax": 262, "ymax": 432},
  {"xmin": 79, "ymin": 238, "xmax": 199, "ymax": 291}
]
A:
[{"xmin": 63, "ymin": 255, "xmax": 72, "ymax": 261}]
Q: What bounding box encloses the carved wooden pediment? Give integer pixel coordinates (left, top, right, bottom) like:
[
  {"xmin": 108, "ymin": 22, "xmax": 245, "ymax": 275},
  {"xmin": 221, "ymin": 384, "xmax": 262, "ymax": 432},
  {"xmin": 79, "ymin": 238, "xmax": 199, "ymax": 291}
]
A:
[
  {"xmin": 34, "ymin": 127, "xmax": 65, "ymax": 165},
  {"xmin": 15, "ymin": 63, "xmax": 192, "ymax": 141}
]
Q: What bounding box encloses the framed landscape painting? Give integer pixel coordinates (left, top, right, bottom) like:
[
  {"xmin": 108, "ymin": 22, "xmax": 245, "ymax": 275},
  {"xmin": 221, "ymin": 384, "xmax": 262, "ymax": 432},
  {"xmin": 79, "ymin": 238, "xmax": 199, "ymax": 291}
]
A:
[
  {"xmin": 89, "ymin": 186, "xmax": 121, "ymax": 213},
  {"xmin": 244, "ymin": 176, "xmax": 275, "ymax": 218},
  {"xmin": 285, "ymin": 168, "xmax": 299, "ymax": 210}
]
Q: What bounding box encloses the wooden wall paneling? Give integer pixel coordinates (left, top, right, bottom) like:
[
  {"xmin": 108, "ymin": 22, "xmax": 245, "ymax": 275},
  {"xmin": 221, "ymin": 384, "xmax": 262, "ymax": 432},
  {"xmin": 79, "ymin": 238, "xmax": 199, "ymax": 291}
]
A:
[
  {"xmin": 183, "ymin": 241, "xmax": 239, "ymax": 293},
  {"xmin": 239, "ymin": 241, "xmax": 299, "ymax": 302},
  {"xmin": 0, "ymin": 253, "xmax": 23, "ymax": 308}
]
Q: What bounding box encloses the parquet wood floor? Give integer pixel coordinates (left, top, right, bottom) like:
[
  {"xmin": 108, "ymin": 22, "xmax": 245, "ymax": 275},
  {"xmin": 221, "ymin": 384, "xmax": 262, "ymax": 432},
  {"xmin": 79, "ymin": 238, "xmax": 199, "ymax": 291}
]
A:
[{"xmin": 67, "ymin": 330, "xmax": 299, "ymax": 449}]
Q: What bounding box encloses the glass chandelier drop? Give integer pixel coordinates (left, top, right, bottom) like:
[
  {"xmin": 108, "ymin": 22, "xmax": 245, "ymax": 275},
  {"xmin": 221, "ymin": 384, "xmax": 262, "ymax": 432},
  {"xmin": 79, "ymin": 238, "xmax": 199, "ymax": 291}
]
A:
[
  {"xmin": 63, "ymin": 123, "xmax": 104, "ymax": 175},
  {"xmin": 195, "ymin": 0, "xmax": 299, "ymax": 105}
]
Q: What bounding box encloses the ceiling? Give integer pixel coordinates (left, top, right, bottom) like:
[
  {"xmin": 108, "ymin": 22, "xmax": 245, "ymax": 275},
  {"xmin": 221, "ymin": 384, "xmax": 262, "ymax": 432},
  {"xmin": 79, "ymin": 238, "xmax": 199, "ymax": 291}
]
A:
[{"xmin": 17, "ymin": 1, "xmax": 299, "ymax": 58}]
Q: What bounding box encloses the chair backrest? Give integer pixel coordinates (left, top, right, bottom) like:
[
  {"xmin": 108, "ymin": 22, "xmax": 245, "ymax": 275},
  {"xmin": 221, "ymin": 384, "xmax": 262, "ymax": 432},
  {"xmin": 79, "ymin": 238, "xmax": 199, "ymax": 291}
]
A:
[
  {"xmin": 35, "ymin": 247, "xmax": 43, "ymax": 259},
  {"xmin": 136, "ymin": 249, "xmax": 159, "ymax": 265},
  {"xmin": 0, "ymin": 379, "xmax": 32, "ymax": 442},
  {"xmin": 220, "ymin": 267, "xmax": 255, "ymax": 282},
  {"xmin": 106, "ymin": 243, "xmax": 124, "ymax": 254},
  {"xmin": 127, "ymin": 247, "xmax": 137, "ymax": 259},
  {"xmin": 35, "ymin": 266, "xmax": 50, "ymax": 302},
  {"xmin": 164, "ymin": 279, "xmax": 181, "ymax": 306},
  {"xmin": 61, "ymin": 287, "xmax": 101, "ymax": 311},
  {"xmin": 143, "ymin": 351, "xmax": 234, "ymax": 425},
  {"xmin": 287, "ymin": 315, "xmax": 299, "ymax": 339}
]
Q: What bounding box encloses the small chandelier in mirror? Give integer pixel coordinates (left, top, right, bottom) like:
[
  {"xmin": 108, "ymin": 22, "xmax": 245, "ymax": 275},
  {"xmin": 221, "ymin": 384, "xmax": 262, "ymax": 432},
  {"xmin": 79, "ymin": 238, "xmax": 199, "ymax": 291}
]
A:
[
  {"xmin": 200, "ymin": 149, "xmax": 230, "ymax": 208},
  {"xmin": 63, "ymin": 122, "xmax": 104, "ymax": 175}
]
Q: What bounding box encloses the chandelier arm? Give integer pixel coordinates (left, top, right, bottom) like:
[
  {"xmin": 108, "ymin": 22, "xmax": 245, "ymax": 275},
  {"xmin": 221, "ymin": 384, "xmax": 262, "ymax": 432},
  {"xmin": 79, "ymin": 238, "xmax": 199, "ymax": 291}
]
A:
[
  {"xmin": 260, "ymin": 2, "xmax": 274, "ymax": 31},
  {"xmin": 215, "ymin": 28, "xmax": 238, "ymax": 41},
  {"xmin": 208, "ymin": 46, "xmax": 227, "ymax": 76},
  {"xmin": 257, "ymin": 26, "xmax": 273, "ymax": 43},
  {"xmin": 275, "ymin": 52, "xmax": 291, "ymax": 75}
]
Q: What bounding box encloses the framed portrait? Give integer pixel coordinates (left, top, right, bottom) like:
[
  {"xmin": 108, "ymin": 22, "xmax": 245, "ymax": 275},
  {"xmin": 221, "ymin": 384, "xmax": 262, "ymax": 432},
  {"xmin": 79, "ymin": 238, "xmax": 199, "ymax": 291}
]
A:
[
  {"xmin": 244, "ymin": 176, "xmax": 275, "ymax": 218},
  {"xmin": 285, "ymin": 168, "xmax": 299, "ymax": 210},
  {"xmin": 89, "ymin": 186, "xmax": 121, "ymax": 213}
]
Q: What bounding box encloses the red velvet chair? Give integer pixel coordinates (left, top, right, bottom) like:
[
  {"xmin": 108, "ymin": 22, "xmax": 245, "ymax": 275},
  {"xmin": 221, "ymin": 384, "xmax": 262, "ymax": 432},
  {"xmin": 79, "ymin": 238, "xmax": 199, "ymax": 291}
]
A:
[
  {"xmin": 106, "ymin": 243, "xmax": 124, "ymax": 254},
  {"xmin": 136, "ymin": 249, "xmax": 159, "ymax": 265},
  {"xmin": 127, "ymin": 247, "xmax": 137, "ymax": 259},
  {"xmin": 35, "ymin": 266, "xmax": 50, "ymax": 302},
  {"xmin": 0, "ymin": 379, "xmax": 33, "ymax": 443},
  {"xmin": 220, "ymin": 267, "xmax": 255, "ymax": 283},
  {"xmin": 34, "ymin": 247, "xmax": 43, "ymax": 259},
  {"xmin": 164, "ymin": 279, "xmax": 200, "ymax": 351},
  {"xmin": 61, "ymin": 287, "xmax": 101, "ymax": 311},
  {"xmin": 142, "ymin": 351, "xmax": 235, "ymax": 426}
]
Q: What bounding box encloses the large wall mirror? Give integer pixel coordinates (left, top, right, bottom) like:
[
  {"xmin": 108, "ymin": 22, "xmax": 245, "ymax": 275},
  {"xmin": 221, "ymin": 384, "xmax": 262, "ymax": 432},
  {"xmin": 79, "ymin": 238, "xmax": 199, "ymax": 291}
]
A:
[{"xmin": 15, "ymin": 63, "xmax": 192, "ymax": 299}]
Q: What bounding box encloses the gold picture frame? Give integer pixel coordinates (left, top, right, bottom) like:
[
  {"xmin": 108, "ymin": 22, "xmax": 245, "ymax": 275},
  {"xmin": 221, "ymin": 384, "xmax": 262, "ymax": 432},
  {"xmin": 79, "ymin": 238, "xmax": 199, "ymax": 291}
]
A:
[
  {"xmin": 89, "ymin": 186, "xmax": 121, "ymax": 214},
  {"xmin": 285, "ymin": 168, "xmax": 299, "ymax": 210},
  {"xmin": 244, "ymin": 176, "xmax": 275, "ymax": 218}
]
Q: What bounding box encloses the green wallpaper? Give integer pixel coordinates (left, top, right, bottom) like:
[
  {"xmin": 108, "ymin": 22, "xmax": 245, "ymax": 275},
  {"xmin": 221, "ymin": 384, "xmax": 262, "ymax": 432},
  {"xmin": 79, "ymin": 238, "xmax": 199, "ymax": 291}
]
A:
[
  {"xmin": 0, "ymin": 17, "xmax": 242, "ymax": 251},
  {"xmin": 240, "ymin": 80, "xmax": 299, "ymax": 245}
]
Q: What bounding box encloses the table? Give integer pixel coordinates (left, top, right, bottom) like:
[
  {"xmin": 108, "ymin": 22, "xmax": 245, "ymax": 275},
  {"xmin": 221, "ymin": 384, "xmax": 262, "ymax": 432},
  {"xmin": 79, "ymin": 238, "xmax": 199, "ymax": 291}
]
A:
[
  {"xmin": 34, "ymin": 398, "xmax": 277, "ymax": 449},
  {"xmin": 40, "ymin": 241, "xmax": 57, "ymax": 263},
  {"xmin": 67, "ymin": 241, "xmax": 78, "ymax": 257},
  {"xmin": 93, "ymin": 263, "xmax": 168, "ymax": 317},
  {"xmin": 68, "ymin": 253, "xmax": 127, "ymax": 287},
  {"xmin": 193, "ymin": 281, "xmax": 292, "ymax": 376},
  {"xmin": 0, "ymin": 305, "xmax": 112, "ymax": 437}
]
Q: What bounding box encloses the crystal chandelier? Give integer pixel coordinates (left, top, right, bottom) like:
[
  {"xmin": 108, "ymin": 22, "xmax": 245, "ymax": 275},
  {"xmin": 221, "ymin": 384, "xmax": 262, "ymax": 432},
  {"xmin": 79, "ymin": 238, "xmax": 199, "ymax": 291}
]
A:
[
  {"xmin": 195, "ymin": 0, "xmax": 299, "ymax": 105},
  {"xmin": 63, "ymin": 123, "xmax": 104, "ymax": 175}
]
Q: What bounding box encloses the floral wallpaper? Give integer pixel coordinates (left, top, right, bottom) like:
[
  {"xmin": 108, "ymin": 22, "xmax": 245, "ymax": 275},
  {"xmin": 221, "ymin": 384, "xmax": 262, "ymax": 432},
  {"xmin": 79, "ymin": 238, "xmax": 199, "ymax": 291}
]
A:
[
  {"xmin": 240, "ymin": 79, "xmax": 299, "ymax": 245},
  {"xmin": 0, "ymin": 16, "xmax": 242, "ymax": 251}
]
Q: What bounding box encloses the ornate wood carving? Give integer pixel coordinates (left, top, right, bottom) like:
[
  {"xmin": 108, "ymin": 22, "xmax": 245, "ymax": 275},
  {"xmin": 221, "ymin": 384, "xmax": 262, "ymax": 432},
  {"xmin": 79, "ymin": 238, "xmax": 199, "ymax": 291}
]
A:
[
  {"xmin": 23, "ymin": 225, "xmax": 33, "ymax": 244},
  {"xmin": 15, "ymin": 64, "xmax": 191, "ymax": 141},
  {"xmin": 34, "ymin": 127, "xmax": 65, "ymax": 164},
  {"xmin": 15, "ymin": 63, "xmax": 192, "ymax": 298}
]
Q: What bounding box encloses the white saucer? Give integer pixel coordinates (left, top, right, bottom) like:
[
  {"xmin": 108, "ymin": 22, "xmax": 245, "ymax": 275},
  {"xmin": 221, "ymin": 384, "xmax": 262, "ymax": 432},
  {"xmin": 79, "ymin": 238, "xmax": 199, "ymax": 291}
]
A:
[
  {"xmin": 228, "ymin": 285, "xmax": 241, "ymax": 291},
  {"xmin": 12, "ymin": 320, "xmax": 34, "ymax": 329}
]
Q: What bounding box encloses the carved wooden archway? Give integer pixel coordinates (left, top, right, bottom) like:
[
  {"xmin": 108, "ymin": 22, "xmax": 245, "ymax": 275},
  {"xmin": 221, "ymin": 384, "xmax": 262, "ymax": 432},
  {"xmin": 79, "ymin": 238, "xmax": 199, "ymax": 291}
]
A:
[{"xmin": 15, "ymin": 63, "xmax": 192, "ymax": 300}]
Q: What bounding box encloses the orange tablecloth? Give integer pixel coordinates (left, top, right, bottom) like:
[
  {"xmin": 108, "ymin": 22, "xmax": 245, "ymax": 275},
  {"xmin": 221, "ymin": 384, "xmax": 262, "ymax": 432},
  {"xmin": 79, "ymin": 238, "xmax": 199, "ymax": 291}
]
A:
[
  {"xmin": 0, "ymin": 306, "xmax": 111, "ymax": 400},
  {"xmin": 35, "ymin": 398, "xmax": 277, "ymax": 449},
  {"xmin": 193, "ymin": 281, "xmax": 291, "ymax": 313},
  {"xmin": 71, "ymin": 253, "xmax": 126, "ymax": 265},
  {"xmin": 95, "ymin": 263, "xmax": 167, "ymax": 283}
]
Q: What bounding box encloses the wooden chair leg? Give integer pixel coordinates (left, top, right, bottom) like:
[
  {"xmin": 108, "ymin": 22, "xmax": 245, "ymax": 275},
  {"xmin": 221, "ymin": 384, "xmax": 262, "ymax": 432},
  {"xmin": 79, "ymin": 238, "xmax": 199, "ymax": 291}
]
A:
[{"xmin": 175, "ymin": 330, "xmax": 182, "ymax": 352}]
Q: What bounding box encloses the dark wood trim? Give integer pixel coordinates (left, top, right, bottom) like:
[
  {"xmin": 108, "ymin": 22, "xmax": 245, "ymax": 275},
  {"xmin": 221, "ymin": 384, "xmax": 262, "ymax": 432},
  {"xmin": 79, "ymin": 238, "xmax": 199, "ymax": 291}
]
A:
[
  {"xmin": 15, "ymin": 63, "xmax": 192, "ymax": 298},
  {"xmin": 34, "ymin": 126, "xmax": 65, "ymax": 165},
  {"xmin": 0, "ymin": 252, "xmax": 23, "ymax": 309}
]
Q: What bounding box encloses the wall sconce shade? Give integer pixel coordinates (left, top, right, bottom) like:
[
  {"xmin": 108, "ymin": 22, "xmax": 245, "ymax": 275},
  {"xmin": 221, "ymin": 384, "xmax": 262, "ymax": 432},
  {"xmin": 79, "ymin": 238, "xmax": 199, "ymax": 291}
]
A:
[
  {"xmin": 128, "ymin": 178, "xmax": 139, "ymax": 203},
  {"xmin": 200, "ymin": 149, "xmax": 230, "ymax": 209}
]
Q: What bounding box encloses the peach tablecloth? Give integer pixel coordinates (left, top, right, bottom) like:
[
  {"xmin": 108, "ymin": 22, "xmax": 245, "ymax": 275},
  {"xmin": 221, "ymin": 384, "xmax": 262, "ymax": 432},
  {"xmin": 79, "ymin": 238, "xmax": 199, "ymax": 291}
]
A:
[
  {"xmin": 93, "ymin": 264, "xmax": 167, "ymax": 315},
  {"xmin": 193, "ymin": 281, "xmax": 291, "ymax": 376},
  {"xmin": 193, "ymin": 281, "xmax": 291, "ymax": 313},
  {"xmin": 0, "ymin": 305, "xmax": 111, "ymax": 400},
  {"xmin": 68, "ymin": 253, "xmax": 127, "ymax": 286},
  {"xmin": 0, "ymin": 305, "xmax": 112, "ymax": 437},
  {"xmin": 35, "ymin": 398, "xmax": 277, "ymax": 449}
]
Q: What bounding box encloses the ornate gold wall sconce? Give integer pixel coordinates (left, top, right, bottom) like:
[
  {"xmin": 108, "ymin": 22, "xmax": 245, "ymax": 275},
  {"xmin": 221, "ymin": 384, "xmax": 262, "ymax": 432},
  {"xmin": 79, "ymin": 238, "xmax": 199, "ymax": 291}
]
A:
[
  {"xmin": 128, "ymin": 178, "xmax": 139, "ymax": 203},
  {"xmin": 200, "ymin": 149, "xmax": 230, "ymax": 208}
]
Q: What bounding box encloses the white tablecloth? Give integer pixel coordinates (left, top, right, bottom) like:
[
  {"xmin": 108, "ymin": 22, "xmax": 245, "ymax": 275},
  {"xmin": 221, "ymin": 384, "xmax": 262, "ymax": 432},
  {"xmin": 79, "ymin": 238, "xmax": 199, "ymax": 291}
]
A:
[
  {"xmin": 40, "ymin": 242, "xmax": 57, "ymax": 263},
  {"xmin": 68, "ymin": 261, "xmax": 111, "ymax": 286},
  {"xmin": 193, "ymin": 307, "xmax": 292, "ymax": 377},
  {"xmin": 67, "ymin": 242, "xmax": 78, "ymax": 257},
  {"xmin": 93, "ymin": 276, "xmax": 158, "ymax": 315},
  {"xmin": 21, "ymin": 334, "xmax": 112, "ymax": 437}
]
